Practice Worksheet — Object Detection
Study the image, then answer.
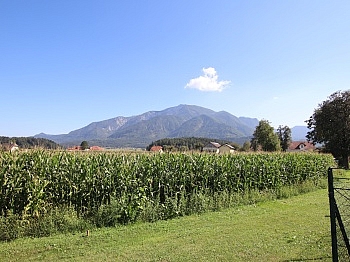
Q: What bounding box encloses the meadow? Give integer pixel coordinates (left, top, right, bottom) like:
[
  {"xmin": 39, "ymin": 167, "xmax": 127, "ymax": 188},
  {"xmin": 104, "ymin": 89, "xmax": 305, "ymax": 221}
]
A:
[{"xmin": 0, "ymin": 150, "xmax": 335, "ymax": 242}]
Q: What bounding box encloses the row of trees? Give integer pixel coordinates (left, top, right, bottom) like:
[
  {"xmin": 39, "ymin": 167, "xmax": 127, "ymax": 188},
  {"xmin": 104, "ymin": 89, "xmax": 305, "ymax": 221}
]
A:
[
  {"xmin": 252, "ymin": 90, "xmax": 350, "ymax": 169},
  {"xmin": 306, "ymin": 90, "xmax": 350, "ymax": 168},
  {"xmin": 147, "ymin": 137, "xmax": 240, "ymax": 152},
  {"xmin": 250, "ymin": 121, "xmax": 292, "ymax": 152},
  {"xmin": 146, "ymin": 128, "xmax": 291, "ymax": 153},
  {"xmin": 149, "ymin": 89, "xmax": 350, "ymax": 169},
  {"xmin": 0, "ymin": 136, "xmax": 60, "ymax": 150}
]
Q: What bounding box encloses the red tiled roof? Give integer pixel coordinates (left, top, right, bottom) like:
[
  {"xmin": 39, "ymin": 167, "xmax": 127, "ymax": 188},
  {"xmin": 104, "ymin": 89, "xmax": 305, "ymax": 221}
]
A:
[
  {"xmin": 288, "ymin": 141, "xmax": 315, "ymax": 151},
  {"xmin": 150, "ymin": 146, "xmax": 163, "ymax": 152},
  {"xmin": 68, "ymin": 146, "xmax": 82, "ymax": 150},
  {"xmin": 90, "ymin": 146, "xmax": 104, "ymax": 151}
]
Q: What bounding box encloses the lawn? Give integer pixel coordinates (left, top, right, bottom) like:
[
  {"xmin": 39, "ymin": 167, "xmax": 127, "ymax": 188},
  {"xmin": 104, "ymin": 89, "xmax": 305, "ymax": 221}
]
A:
[{"xmin": 0, "ymin": 189, "xmax": 332, "ymax": 261}]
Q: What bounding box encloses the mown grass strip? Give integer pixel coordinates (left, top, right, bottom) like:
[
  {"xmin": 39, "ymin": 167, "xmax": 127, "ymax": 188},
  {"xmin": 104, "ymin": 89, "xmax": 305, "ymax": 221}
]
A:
[{"xmin": 0, "ymin": 189, "xmax": 332, "ymax": 261}]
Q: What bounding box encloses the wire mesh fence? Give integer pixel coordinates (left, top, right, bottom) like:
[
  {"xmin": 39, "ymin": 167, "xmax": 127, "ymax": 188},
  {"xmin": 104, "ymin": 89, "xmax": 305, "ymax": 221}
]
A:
[{"xmin": 328, "ymin": 168, "xmax": 350, "ymax": 261}]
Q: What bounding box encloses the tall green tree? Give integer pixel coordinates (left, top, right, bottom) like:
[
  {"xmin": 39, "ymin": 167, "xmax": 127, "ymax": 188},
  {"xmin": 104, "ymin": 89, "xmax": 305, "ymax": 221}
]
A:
[
  {"xmin": 241, "ymin": 141, "xmax": 251, "ymax": 152},
  {"xmin": 277, "ymin": 125, "xmax": 292, "ymax": 151},
  {"xmin": 251, "ymin": 120, "xmax": 281, "ymax": 151},
  {"xmin": 306, "ymin": 90, "xmax": 350, "ymax": 168},
  {"xmin": 80, "ymin": 141, "xmax": 89, "ymax": 150}
]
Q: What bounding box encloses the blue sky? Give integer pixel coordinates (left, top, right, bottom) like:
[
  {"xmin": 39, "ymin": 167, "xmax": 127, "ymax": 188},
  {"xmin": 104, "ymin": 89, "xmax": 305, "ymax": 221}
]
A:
[{"xmin": 1, "ymin": 1, "xmax": 349, "ymax": 137}]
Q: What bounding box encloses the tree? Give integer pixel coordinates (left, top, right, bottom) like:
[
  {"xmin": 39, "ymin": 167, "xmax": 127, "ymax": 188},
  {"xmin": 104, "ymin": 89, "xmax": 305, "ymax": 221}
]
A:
[
  {"xmin": 277, "ymin": 125, "xmax": 292, "ymax": 151},
  {"xmin": 80, "ymin": 141, "xmax": 89, "ymax": 150},
  {"xmin": 251, "ymin": 120, "xmax": 281, "ymax": 152},
  {"xmin": 241, "ymin": 141, "xmax": 251, "ymax": 152},
  {"xmin": 306, "ymin": 90, "xmax": 350, "ymax": 168}
]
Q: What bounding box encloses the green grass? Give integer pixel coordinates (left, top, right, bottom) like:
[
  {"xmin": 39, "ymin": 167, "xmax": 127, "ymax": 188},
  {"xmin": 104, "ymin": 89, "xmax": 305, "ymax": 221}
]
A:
[{"xmin": 0, "ymin": 188, "xmax": 332, "ymax": 261}]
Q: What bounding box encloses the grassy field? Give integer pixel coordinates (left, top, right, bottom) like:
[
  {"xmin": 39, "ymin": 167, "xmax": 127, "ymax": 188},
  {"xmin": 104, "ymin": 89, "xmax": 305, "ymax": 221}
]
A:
[{"xmin": 0, "ymin": 188, "xmax": 332, "ymax": 261}]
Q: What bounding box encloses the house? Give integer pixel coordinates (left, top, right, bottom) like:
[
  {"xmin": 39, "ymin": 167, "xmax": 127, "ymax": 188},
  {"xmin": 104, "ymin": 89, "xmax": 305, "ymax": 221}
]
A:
[
  {"xmin": 1, "ymin": 143, "xmax": 19, "ymax": 152},
  {"xmin": 89, "ymin": 146, "xmax": 104, "ymax": 151},
  {"xmin": 10, "ymin": 144, "xmax": 19, "ymax": 152},
  {"xmin": 67, "ymin": 146, "xmax": 82, "ymax": 151},
  {"xmin": 203, "ymin": 142, "xmax": 221, "ymax": 153},
  {"xmin": 150, "ymin": 145, "xmax": 163, "ymax": 153},
  {"xmin": 67, "ymin": 145, "xmax": 105, "ymax": 151},
  {"xmin": 219, "ymin": 144, "xmax": 235, "ymax": 154},
  {"xmin": 287, "ymin": 141, "xmax": 315, "ymax": 152}
]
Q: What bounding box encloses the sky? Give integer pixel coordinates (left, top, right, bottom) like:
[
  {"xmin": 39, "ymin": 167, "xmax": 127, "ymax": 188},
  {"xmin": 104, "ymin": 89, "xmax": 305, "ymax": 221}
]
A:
[{"xmin": 1, "ymin": 1, "xmax": 350, "ymax": 137}]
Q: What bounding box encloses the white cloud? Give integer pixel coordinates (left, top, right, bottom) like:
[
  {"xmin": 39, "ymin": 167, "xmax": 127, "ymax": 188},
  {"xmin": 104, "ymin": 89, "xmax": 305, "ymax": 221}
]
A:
[{"xmin": 185, "ymin": 67, "xmax": 230, "ymax": 92}]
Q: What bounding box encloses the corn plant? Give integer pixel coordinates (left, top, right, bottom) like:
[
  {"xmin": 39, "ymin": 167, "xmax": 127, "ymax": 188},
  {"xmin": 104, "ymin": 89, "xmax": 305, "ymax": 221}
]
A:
[{"xmin": 0, "ymin": 150, "xmax": 336, "ymax": 222}]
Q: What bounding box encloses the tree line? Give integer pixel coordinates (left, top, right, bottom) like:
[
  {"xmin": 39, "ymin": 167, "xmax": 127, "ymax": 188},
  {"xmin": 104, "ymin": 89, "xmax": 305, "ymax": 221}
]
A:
[
  {"xmin": 0, "ymin": 136, "xmax": 61, "ymax": 150},
  {"xmin": 250, "ymin": 121, "xmax": 292, "ymax": 152},
  {"xmin": 252, "ymin": 89, "xmax": 350, "ymax": 169},
  {"xmin": 306, "ymin": 90, "xmax": 350, "ymax": 168},
  {"xmin": 147, "ymin": 137, "xmax": 241, "ymax": 152},
  {"xmin": 146, "ymin": 124, "xmax": 292, "ymax": 153}
]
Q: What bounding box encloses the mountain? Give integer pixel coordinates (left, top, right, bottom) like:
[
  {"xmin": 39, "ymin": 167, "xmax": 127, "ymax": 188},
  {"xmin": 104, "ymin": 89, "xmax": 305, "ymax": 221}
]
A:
[
  {"xmin": 35, "ymin": 104, "xmax": 260, "ymax": 148},
  {"xmin": 291, "ymin": 126, "xmax": 309, "ymax": 141}
]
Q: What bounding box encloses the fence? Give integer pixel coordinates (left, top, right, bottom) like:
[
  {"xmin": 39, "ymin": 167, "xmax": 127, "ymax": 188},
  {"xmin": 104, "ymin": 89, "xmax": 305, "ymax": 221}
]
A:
[{"xmin": 328, "ymin": 167, "xmax": 350, "ymax": 261}]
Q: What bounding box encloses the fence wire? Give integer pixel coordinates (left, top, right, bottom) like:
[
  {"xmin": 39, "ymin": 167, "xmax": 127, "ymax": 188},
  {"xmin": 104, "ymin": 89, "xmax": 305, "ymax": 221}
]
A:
[{"xmin": 329, "ymin": 168, "xmax": 350, "ymax": 261}]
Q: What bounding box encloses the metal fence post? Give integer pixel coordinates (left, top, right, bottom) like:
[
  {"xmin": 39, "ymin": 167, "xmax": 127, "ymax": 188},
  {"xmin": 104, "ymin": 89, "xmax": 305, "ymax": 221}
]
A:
[{"xmin": 328, "ymin": 167, "xmax": 338, "ymax": 262}]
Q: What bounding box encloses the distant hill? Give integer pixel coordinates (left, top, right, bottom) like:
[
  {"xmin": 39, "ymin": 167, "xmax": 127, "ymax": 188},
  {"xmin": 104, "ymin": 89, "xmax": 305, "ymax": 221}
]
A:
[{"xmin": 35, "ymin": 104, "xmax": 259, "ymax": 148}]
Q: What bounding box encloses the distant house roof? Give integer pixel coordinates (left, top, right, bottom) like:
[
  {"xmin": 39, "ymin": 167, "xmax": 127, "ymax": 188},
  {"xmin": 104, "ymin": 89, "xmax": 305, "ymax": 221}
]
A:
[
  {"xmin": 68, "ymin": 146, "xmax": 82, "ymax": 151},
  {"xmin": 90, "ymin": 146, "xmax": 104, "ymax": 151},
  {"xmin": 203, "ymin": 142, "xmax": 221, "ymax": 153},
  {"xmin": 220, "ymin": 144, "xmax": 235, "ymax": 150},
  {"xmin": 218, "ymin": 144, "xmax": 235, "ymax": 154},
  {"xmin": 204, "ymin": 142, "xmax": 221, "ymax": 149},
  {"xmin": 150, "ymin": 145, "xmax": 163, "ymax": 152},
  {"xmin": 1, "ymin": 143, "xmax": 19, "ymax": 152},
  {"xmin": 288, "ymin": 141, "xmax": 315, "ymax": 151}
]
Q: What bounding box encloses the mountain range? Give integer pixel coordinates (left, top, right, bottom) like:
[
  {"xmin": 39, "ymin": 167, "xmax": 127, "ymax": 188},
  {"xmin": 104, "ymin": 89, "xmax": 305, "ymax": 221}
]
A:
[{"xmin": 34, "ymin": 104, "xmax": 308, "ymax": 148}]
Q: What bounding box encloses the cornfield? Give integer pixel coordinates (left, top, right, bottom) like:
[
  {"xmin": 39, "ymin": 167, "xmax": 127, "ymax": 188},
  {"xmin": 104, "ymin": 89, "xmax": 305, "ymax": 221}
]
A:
[{"xmin": 0, "ymin": 150, "xmax": 335, "ymax": 222}]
